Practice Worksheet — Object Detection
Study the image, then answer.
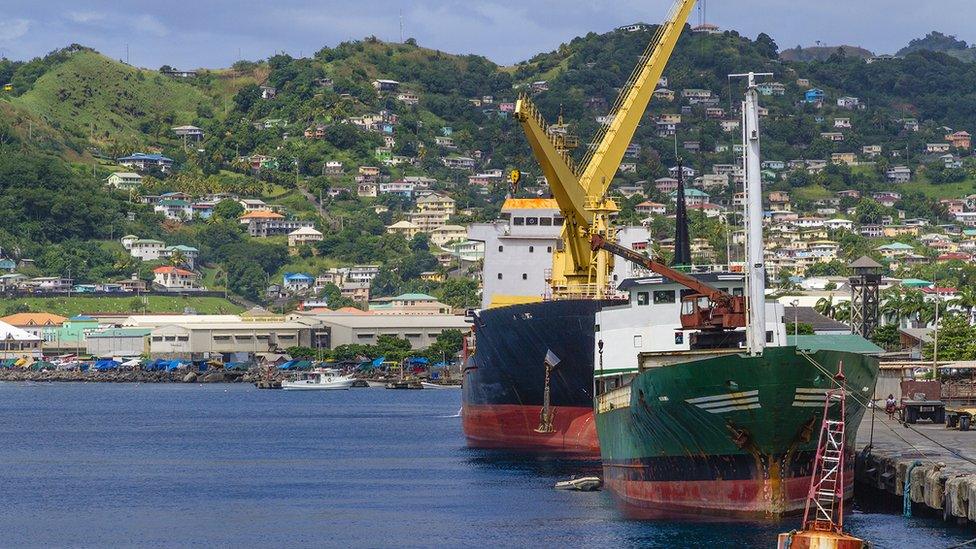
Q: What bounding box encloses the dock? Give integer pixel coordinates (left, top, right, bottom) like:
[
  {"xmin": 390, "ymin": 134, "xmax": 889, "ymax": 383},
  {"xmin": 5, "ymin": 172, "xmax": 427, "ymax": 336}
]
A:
[{"xmin": 855, "ymin": 410, "xmax": 976, "ymax": 524}]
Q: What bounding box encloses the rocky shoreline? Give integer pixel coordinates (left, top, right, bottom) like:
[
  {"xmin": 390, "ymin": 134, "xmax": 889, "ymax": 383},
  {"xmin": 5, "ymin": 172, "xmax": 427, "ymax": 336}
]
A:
[{"xmin": 0, "ymin": 370, "xmax": 258, "ymax": 383}]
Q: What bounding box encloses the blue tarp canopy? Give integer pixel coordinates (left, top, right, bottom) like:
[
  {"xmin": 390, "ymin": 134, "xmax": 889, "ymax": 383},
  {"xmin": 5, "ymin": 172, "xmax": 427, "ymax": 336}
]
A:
[
  {"xmin": 224, "ymin": 361, "xmax": 252, "ymax": 371},
  {"xmin": 406, "ymin": 357, "xmax": 429, "ymax": 365},
  {"xmin": 143, "ymin": 359, "xmax": 185, "ymax": 371},
  {"xmin": 94, "ymin": 359, "xmax": 120, "ymax": 371},
  {"xmin": 278, "ymin": 360, "xmax": 311, "ymax": 370}
]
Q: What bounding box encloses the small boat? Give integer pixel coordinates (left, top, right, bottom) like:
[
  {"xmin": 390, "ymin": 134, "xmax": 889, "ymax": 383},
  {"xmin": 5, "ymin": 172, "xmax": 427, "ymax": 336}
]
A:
[
  {"xmin": 281, "ymin": 368, "xmax": 354, "ymax": 391},
  {"xmin": 420, "ymin": 381, "xmax": 461, "ymax": 389},
  {"xmin": 385, "ymin": 380, "xmax": 423, "ymax": 390},
  {"xmin": 366, "ymin": 380, "xmax": 390, "ymax": 388},
  {"xmin": 555, "ymin": 476, "xmax": 602, "ymax": 491},
  {"xmin": 350, "ymin": 379, "xmax": 370, "ymax": 388}
]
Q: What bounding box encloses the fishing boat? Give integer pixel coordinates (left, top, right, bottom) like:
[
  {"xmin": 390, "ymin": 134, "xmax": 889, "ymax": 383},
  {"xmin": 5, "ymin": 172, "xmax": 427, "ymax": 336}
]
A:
[
  {"xmin": 591, "ymin": 74, "xmax": 879, "ymax": 518},
  {"xmin": 281, "ymin": 368, "xmax": 354, "ymax": 390}
]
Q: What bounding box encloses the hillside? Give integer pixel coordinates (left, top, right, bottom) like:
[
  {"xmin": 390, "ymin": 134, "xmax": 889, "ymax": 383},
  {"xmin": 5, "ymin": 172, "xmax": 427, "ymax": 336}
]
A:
[
  {"xmin": 3, "ymin": 26, "xmax": 976, "ymax": 302},
  {"xmin": 897, "ymin": 31, "xmax": 976, "ymax": 63},
  {"xmin": 780, "ymin": 45, "xmax": 874, "ymax": 62},
  {"xmin": 7, "ymin": 50, "xmax": 210, "ymax": 152}
]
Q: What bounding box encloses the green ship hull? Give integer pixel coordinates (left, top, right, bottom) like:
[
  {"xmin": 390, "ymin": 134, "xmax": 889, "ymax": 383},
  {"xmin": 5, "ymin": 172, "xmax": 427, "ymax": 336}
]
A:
[{"xmin": 595, "ymin": 346, "xmax": 879, "ymax": 519}]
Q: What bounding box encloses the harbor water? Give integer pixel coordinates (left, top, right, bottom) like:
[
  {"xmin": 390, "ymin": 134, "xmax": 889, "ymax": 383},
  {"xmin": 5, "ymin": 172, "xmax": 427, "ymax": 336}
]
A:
[{"xmin": 0, "ymin": 383, "xmax": 970, "ymax": 548}]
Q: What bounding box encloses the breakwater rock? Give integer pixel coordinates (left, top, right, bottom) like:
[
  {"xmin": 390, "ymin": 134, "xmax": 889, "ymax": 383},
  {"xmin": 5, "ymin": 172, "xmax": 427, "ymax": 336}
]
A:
[{"xmin": 0, "ymin": 370, "xmax": 257, "ymax": 383}]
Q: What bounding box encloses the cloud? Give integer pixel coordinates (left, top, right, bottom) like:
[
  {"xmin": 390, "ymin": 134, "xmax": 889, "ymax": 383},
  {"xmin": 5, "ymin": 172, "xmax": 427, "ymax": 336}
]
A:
[
  {"xmin": 66, "ymin": 11, "xmax": 106, "ymax": 24},
  {"xmin": 0, "ymin": 19, "xmax": 30, "ymax": 42},
  {"xmin": 131, "ymin": 14, "xmax": 168, "ymax": 37}
]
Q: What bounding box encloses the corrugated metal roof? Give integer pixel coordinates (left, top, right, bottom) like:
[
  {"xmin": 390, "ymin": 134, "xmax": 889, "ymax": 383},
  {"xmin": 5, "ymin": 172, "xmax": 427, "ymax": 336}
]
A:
[{"xmin": 787, "ymin": 334, "xmax": 883, "ymax": 354}]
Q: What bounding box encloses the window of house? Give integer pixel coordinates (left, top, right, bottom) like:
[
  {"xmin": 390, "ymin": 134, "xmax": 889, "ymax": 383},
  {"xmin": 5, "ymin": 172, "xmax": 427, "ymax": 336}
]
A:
[
  {"xmin": 177, "ymin": 336, "xmax": 189, "ymax": 342},
  {"xmin": 357, "ymin": 333, "xmax": 375, "ymax": 340},
  {"xmin": 653, "ymin": 290, "xmax": 676, "ymax": 304},
  {"xmin": 636, "ymin": 292, "xmax": 650, "ymax": 306},
  {"xmin": 732, "ymin": 287, "xmax": 744, "ymax": 296}
]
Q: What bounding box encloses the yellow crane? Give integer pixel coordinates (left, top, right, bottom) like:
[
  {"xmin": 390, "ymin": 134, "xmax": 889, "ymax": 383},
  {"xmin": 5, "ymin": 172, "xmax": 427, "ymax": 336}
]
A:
[{"xmin": 514, "ymin": 0, "xmax": 696, "ymax": 298}]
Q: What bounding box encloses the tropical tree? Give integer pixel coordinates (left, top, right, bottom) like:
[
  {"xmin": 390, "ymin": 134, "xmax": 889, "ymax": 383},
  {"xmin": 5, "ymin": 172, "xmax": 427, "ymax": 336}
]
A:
[
  {"xmin": 880, "ymin": 288, "xmax": 907, "ymax": 326},
  {"xmin": 167, "ymin": 250, "xmax": 188, "ymax": 268},
  {"xmin": 814, "ymin": 294, "xmax": 837, "ymax": 318},
  {"xmin": 951, "ymin": 286, "xmax": 976, "ymax": 323},
  {"xmin": 832, "ymin": 300, "xmax": 851, "ymax": 322}
]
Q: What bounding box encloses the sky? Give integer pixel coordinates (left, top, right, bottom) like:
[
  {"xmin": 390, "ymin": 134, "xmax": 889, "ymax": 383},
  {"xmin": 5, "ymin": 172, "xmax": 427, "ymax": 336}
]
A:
[{"xmin": 1, "ymin": 1, "xmax": 974, "ymax": 69}]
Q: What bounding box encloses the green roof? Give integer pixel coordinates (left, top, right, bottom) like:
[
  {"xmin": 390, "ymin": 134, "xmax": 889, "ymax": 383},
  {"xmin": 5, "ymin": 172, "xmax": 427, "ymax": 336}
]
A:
[
  {"xmin": 787, "ymin": 334, "xmax": 883, "ymax": 354},
  {"xmin": 671, "ymin": 188, "xmax": 709, "ymax": 197},
  {"xmin": 900, "ymin": 278, "xmax": 933, "ymax": 287},
  {"xmin": 394, "ymin": 293, "xmax": 438, "ymax": 301},
  {"xmin": 167, "ymin": 245, "xmax": 199, "ymax": 252},
  {"xmin": 876, "ymin": 242, "xmax": 913, "ymax": 250}
]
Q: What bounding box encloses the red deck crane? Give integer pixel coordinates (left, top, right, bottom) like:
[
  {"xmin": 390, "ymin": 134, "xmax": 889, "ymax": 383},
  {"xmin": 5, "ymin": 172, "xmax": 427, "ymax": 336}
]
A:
[{"xmin": 589, "ymin": 234, "xmax": 746, "ymax": 331}]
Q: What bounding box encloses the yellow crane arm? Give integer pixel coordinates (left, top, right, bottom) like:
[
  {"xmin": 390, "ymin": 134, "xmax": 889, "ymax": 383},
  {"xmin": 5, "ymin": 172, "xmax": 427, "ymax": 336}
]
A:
[
  {"xmin": 579, "ymin": 0, "xmax": 697, "ymax": 196},
  {"xmin": 514, "ymin": 96, "xmax": 590, "ymax": 225}
]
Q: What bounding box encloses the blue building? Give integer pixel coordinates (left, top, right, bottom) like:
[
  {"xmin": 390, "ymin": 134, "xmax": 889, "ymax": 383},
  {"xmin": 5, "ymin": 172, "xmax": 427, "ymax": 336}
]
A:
[
  {"xmin": 804, "ymin": 88, "xmax": 825, "ymax": 103},
  {"xmin": 282, "ymin": 273, "xmax": 314, "ymax": 293}
]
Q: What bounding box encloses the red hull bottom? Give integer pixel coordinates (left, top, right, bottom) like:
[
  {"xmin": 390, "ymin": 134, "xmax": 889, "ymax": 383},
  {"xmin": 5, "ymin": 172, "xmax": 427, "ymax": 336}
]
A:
[
  {"xmin": 605, "ymin": 473, "xmax": 854, "ymax": 520},
  {"xmin": 461, "ymin": 404, "xmax": 600, "ymax": 458}
]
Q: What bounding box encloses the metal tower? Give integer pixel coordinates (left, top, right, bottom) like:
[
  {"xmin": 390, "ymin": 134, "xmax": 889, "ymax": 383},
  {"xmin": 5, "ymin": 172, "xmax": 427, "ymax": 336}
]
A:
[
  {"xmin": 802, "ymin": 362, "xmax": 848, "ymax": 532},
  {"xmin": 849, "ymin": 256, "xmax": 882, "ymax": 338}
]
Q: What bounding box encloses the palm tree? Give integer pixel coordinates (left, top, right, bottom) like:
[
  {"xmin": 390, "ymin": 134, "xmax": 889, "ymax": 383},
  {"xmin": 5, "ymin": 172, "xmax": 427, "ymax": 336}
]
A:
[
  {"xmin": 951, "ymin": 286, "xmax": 976, "ymax": 323},
  {"xmin": 814, "ymin": 295, "xmax": 836, "ymax": 318},
  {"xmin": 903, "ymin": 290, "xmax": 926, "ymax": 327},
  {"xmin": 880, "ymin": 288, "xmax": 906, "ymax": 326},
  {"xmin": 167, "ymin": 250, "xmax": 188, "ymax": 268},
  {"xmin": 833, "ymin": 300, "xmax": 851, "ymax": 323}
]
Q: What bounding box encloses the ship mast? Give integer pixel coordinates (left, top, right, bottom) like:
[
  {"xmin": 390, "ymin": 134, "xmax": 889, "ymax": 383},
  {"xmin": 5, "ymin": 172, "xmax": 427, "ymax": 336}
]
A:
[
  {"xmin": 732, "ymin": 72, "xmax": 772, "ymax": 355},
  {"xmin": 514, "ymin": 0, "xmax": 697, "ymax": 298}
]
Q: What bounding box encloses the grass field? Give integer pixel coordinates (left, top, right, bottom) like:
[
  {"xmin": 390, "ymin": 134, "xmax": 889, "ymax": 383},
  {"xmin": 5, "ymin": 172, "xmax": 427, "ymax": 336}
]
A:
[{"xmin": 0, "ymin": 296, "xmax": 243, "ymax": 317}]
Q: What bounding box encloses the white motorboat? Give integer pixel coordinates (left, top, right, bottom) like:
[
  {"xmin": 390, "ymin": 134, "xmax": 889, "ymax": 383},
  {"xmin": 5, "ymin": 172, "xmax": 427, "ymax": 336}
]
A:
[
  {"xmin": 281, "ymin": 368, "xmax": 354, "ymax": 390},
  {"xmin": 554, "ymin": 476, "xmax": 602, "ymax": 491}
]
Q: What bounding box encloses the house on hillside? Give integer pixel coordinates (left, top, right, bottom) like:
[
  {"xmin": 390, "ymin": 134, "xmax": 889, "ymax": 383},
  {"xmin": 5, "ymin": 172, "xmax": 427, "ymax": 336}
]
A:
[
  {"xmin": 117, "ymin": 153, "xmax": 174, "ymax": 172},
  {"xmin": 946, "ymin": 131, "xmax": 972, "ymax": 149},
  {"xmin": 288, "ymin": 227, "xmax": 323, "ymax": 249},
  {"xmin": 172, "ymin": 125, "xmax": 204, "ymax": 140},
  {"xmin": 373, "ymin": 79, "xmax": 400, "ymax": 92},
  {"xmin": 106, "ymin": 172, "xmax": 143, "ymax": 191},
  {"xmin": 153, "ymin": 266, "xmax": 201, "ymax": 290},
  {"xmin": 886, "ymin": 166, "xmax": 911, "ymax": 183},
  {"xmin": 804, "ymin": 88, "xmax": 825, "ymax": 104},
  {"xmin": 154, "ymin": 199, "xmax": 192, "ymax": 220},
  {"xmin": 836, "ymin": 96, "xmax": 861, "ymax": 109}
]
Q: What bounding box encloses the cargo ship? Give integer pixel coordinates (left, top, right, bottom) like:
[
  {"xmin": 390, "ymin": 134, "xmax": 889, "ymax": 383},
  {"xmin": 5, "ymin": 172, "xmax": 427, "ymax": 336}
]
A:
[
  {"xmin": 462, "ymin": 199, "xmax": 646, "ymax": 456},
  {"xmin": 461, "ymin": 0, "xmax": 698, "ymax": 456},
  {"xmin": 590, "ymin": 74, "xmax": 880, "ymax": 518}
]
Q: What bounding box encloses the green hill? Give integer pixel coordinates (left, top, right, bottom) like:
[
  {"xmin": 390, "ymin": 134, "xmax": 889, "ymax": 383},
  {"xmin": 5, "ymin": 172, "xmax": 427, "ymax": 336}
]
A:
[{"xmin": 6, "ymin": 49, "xmax": 209, "ymax": 151}]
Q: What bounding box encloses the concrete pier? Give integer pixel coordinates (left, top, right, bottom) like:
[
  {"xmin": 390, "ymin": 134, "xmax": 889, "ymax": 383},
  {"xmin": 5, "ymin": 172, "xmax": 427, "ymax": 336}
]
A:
[{"xmin": 856, "ymin": 411, "xmax": 976, "ymax": 524}]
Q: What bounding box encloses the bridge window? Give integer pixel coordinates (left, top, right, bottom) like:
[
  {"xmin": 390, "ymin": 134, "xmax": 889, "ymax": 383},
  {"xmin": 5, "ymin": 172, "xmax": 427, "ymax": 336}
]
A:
[
  {"xmin": 513, "ymin": 217, "xmax": 525, "ymax": 226},
  {"xmin": 526, "ymin": 217, "xmax": 539, "ymax": 226},
  {"xmin": 522, "ymin": 273, "xmax": 528, "ymax": 280},
  {"xmin": 540, "ymin": 217, "xmax": 552, "ymax": 226},
  {"xmin": 633, "ymin": 335, "xmax": 643, "ymax": 348},
  {"xmin": 653, "ymin": 290, "xmax": 676, "ymax": 304},
  {"xmin": 529, "ymin": 246, "xmax": 534, "ymax": 253},
  {"xmin": 636, "ymin": 292, "xmax": 650, "ymax": 306},
  {"xmin": 497, "ymin": 273, "xmax": 503, "ymax": 280},
  {"xmin": 498, "ymin": 245, "xmax": 503, "ymax": 252}
]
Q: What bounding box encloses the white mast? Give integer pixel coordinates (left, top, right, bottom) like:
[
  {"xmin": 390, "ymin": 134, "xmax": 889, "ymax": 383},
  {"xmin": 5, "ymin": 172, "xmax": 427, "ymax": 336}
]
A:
[{"xmin": 732, "ymin": 72, "xmax": 772, "ymax": 355}]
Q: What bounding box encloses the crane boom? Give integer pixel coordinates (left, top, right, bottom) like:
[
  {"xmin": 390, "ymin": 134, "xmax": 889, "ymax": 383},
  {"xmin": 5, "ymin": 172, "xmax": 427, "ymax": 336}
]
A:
[
  {"xmin": 579, "ymin": 0, "xmax": 697, "ymax": 196},
  {"xmin": 590, "ymin": 234, "xmax": 747, "ymax": 331},
  {"xmin": 513, "ymin": 0, "xmax": 696, "ymax": 298}
]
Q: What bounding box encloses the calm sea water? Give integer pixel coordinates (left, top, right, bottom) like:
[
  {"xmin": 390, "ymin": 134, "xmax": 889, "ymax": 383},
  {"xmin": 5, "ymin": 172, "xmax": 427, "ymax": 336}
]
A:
[{"xmin": 0, "ymin": 383, "xmax": 970, "ymax": 548}]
